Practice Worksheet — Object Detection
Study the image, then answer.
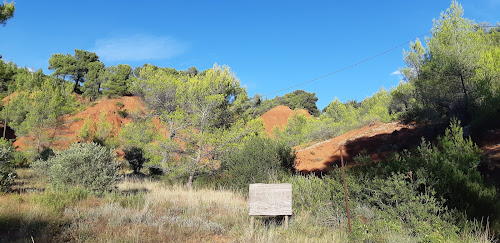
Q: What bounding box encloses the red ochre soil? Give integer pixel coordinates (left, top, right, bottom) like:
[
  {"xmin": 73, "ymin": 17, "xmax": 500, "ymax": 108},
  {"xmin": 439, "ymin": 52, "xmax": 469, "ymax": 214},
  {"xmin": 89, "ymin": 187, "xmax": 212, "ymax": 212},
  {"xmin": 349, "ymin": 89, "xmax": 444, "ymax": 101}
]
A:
[
  {"xmin": 5, "ymin": 93, "xmax": 500, "ymax": 184},
  {"xmin": 0, "ymin": 124, "xmax": 16, "ymax": 140},
  {"xmin": 476, "ymin": 129, "xmax": 500, "ymax": 187},
  {"xmin": 294, "ymin": 121, "xmax": 452, "ymax": 174},
  {"xmin": 260, "ymin": 105, "xmax": 312, "ymax": 135},
  {"xmin": 12, "ymin": 96, "xmax": 148, "ymax": 151}
]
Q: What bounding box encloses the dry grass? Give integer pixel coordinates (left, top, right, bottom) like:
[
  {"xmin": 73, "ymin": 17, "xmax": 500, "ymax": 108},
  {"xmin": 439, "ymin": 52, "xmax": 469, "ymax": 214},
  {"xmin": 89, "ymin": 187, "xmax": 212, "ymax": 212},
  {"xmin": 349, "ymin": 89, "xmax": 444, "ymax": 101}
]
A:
[
  {"xmin": 57, "ymin": 179, "xmax": 346, "ymax": 242},
  {"xmin": 1, "ymin": 171, "xmax": 495, "ymax": 242},
  {"xmin": 0, "ymin": 193, "xmax": 68, "ymax": 242}
]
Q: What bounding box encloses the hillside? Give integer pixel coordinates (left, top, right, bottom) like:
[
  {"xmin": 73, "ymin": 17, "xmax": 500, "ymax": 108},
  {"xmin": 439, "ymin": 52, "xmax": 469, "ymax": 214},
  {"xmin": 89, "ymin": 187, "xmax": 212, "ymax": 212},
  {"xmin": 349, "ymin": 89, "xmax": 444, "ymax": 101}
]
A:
[
  {"xmin": 13, "ymin": 96, "xmax": 147, "ymax": 150},
  {"xmin": 260, "ymin": 105, "xmax": 311, "ymax": 135}
]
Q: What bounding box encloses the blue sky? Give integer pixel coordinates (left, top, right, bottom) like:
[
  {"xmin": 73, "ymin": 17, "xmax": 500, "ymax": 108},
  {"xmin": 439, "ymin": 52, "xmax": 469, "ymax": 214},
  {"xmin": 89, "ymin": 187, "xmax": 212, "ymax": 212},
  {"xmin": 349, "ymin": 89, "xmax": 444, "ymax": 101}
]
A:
[{"xmin": 0, "ymin": 1, "xmax": 498, "ymax": 109}]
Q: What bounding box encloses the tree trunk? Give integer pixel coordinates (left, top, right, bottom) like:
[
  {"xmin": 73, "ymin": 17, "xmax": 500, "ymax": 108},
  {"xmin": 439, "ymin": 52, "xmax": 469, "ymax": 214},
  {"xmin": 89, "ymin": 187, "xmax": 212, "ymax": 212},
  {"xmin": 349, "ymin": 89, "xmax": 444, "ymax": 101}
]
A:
[
  {"xmin": 186, "ymin": 149, "xmax": 202, "ymax": 189},
  {"xmin": 460, "ymin": 74, "xmax": 470, "ymax": 121},
  {"xmin": 47, "ymin": 123, "xmax": 58, "ymax": 148},
  {"xmin": 186, "ymin": 170, "xmax": 195, "ymax": 189},
  {"xmin": 36, "ymin": 131, "xmax": 42, "ymax": 153}
]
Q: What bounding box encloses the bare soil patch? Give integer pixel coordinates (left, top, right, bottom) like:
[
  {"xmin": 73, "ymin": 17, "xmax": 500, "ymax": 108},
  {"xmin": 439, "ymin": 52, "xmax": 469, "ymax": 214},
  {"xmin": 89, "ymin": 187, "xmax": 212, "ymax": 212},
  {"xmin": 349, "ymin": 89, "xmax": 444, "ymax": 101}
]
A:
[{"xmin": 260, "ymin": 105, "xmax": 311, "ymax": 135}]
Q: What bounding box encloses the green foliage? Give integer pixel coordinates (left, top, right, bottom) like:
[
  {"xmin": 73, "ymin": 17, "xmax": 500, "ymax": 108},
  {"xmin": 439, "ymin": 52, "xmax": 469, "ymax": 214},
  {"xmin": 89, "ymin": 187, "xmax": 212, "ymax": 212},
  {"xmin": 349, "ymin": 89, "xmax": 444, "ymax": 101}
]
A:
[
  {"xmin": 245, "ymin": 90, "xmax": 320, "ymax": 118},
  {"xmin": 118, "ymin": 118, "xmax": 157, "ymax": 150},
  {"xmin": 324, "ymin": 88, "xmax": 394, "ymax": 124},
  {"xmin": 93, "ymin": 111, "xmax": 114, "ymax": 146},
  {"xmin": 48, "ymin": 49, "xmax": 102, "ymax": 93},
  {"xmin": 35, "ymin": 142, "xmax": 119, "ymax": 194},
  {"xmin": 0, "ymin": 138, "xmax": 16, "ymax": 191},
  {"xmin": 117, "ymin": 109, "xmax": 128, "ymax": 118},
  {"xmin": 133, "ymin": 63, "xmax": 252, "ymax": 187},
  {"xmin": 35, "ymin": 147, "xmax": 55, "ymax": 162},
  {"xmin": 77, "ymin": 115, "xmax": 92, "ymax": 142},
  {"xmin": 272, "ymin": 88, "xmax": 395, "ymax": 147},
  {"xmin": 358, "ymin": 119, "xmax": 499, "ymax": 221},
  {"xmin": 82, "ymin": 61, "xmax": 105, "ymax": 100},
  {"xmin": 0, "ymin": 60, "xmax": 17, "ymax": 93},
  {"xmin": 0, "ymin": 1, "xmax": 15, "ymax": 26},
  {"xmin": 285, "ymin": 172, "xmax": 461, "ymax": 242},
  {"xmin": 220, "ymin": 136, "xmax": 294, "ymax": 193},
  {"xmin": 101, "ymin": 64, "xmax": 133, "ymax": 97},
  {"xmin": 30, "ymin": 187, "xmax": 90, "ymax": 212},
  {"xmin": 12, "ymin": 150, "xmax": 28, "ymax": 167},
  {"xmin": 358, "ymin": 88, "xmax": 394, "ymax": 123},
  {"xmin": 389, "ymin": 81, "xmax": 417, "ymax": 119},
  {"xmin": 323, "ymin": 98, "xmax": 358, "ymax": 123},
  {"xmin": 286, "ymin": 174, "xmax": 340, "ymax": 214},
  {"xmin": 2, "ymin": 78, "xmax": 76, "ymax": 152},
  {"xmin": 282, "ymin": 90, "xmax": 320, "ymax": 116},
  {"xmin": 273, "ymin": 113, "xmax": 309, "ymax": 146},
  {"xmin": 396, "ymin": 1, "xmax": 500, "ymax": 124},
  {"xmin": 124, "ymin": 147, "xmax": 146, "ymax": 174},
  {"xmin": 31, "ymin": 187, "xmax": 90, "ymax": 212},
  {"xmin": 114, "ymin": 101, "xmax": 125, "ymax": 109}
]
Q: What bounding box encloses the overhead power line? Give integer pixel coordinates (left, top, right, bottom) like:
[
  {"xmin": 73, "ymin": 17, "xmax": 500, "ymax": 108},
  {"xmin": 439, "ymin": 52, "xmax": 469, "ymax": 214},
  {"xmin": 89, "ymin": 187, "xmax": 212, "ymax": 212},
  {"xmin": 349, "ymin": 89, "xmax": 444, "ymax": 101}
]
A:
[
  {"xmin": 263, "ymin": 24, "xmax": 500, "ymax": 98},
  {"xmin": 263, "ymin": 31, "xmax": 432, "ymax": 97}
]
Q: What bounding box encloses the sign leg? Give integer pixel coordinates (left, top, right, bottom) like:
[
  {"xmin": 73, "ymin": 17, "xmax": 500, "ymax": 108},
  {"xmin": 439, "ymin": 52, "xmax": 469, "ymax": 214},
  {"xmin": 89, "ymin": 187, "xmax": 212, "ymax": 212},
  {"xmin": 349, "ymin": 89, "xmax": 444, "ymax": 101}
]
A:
[
  {"xmin": 250, "ymin": 216, "xmax": 254, "ymax": 232},
  {"xmin": 285, "ymin": 215, "xmax": 289, "ymax": 229}
]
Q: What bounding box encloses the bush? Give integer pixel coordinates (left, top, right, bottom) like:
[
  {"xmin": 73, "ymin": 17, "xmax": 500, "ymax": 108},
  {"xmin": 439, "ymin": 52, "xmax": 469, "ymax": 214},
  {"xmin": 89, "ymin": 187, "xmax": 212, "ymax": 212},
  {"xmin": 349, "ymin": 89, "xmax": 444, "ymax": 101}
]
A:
[
  {"xmin": 38, "ymin": 142, "xmax": 119, "ymax": 194},
  {"xmin": 285, "ymin": 172, "xmax": 461, "ymax": 241},
  {"xmin": 115, "ymin": 101, "xmax": 125, "ymax": 109},
  {"xmin": 117, "ymin": 109, "xmax": 128, "ymax": 118},
  {"xmin": 221, "ymin": 136, "xmax": 294, "ymax": 193},
  {"xmin": 148, "ymin": 165, "xmax": 163, "ymax": 176},
  {"xmin": 35, "ymin": 147, "xmax": 55, "ymax": 161},
  {"xmin": 124, "ymin": 147, "xmax": 146, "ymax": 174},
  {"xmin": 0, "ymin": 138, "xmax": 16, "ymax": 192},
  {"xmin": 359, "ymin": 119, "xmax": 499, "ymax": 221},
  {"xmin": 12, "ymin": 151, "xmax": 28, "ymax": 168},
  {"xmin": 77, "ymin": 116, "xmax": 92, "ymax": 142}
]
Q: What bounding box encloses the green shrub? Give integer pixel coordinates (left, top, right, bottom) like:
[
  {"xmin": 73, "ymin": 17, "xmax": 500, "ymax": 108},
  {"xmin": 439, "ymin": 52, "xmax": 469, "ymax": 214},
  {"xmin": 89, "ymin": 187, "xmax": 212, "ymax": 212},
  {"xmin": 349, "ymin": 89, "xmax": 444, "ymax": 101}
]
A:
[
  {"xmin": 0, "ymin": 138, "xmax": 16, "ymax": 192},
  {"xmin": 39, "ymin": 142, "xmax": 119, "ymax": 194},
  {"xmin": 114, "ymin": 101, "xmax": 125, "ymax": 109},
  {"xmin": 286, "ymin": 174, "xmax": 342, "ymax": 214},
  {"xmin": 12, "ymin": 150, "xmax": 28, "ymax": 167},
  {"xmin": 124, "ymin": 147, "xmax": 146, "ymax": 174},
  {"xmin": 359, "ymin": 119, "xmax": 499, "ymax": 221},
  {"xmin": 77, "ymin": 115, "xmax": 92, "ymax": 142},
  {"xmin": 117, "ymin": 109, "xmax": 128, "ymax": 118},
  {"xmin": 148, "ymin": 165, "xmax": 163, "ymax": 176},
  {"xmin": 285, "ymin": 172, "xmax": 461, "ymax": 241},
  {"xmin": 221, "ymin": 136, "xmax": 293, "ymax": 193},
  {"xmin": 35, "ymin": 147, "xmax": 55, "ymax": 161}
]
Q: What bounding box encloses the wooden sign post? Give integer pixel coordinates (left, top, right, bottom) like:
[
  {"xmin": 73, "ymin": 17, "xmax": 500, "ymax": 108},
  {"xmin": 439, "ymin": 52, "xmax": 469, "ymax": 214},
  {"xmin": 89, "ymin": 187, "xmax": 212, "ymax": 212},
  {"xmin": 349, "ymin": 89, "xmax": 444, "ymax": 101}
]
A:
[{"xmin": 248, "ymin": 183, "xmax": 292, "ymax": 231}]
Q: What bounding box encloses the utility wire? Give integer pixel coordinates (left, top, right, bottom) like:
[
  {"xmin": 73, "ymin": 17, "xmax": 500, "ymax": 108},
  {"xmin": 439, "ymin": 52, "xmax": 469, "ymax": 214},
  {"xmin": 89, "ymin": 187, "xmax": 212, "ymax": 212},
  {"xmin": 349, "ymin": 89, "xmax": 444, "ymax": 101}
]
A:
[
  {"xmin": 263, "ymin": 31, "xmax": 432, "ymax": 97},
  {"xmin": 132, "ymin": 32, "xmax": 431, "ymax": 119},
  {"xmin": 263, "ymin": 24, "xmax": 500, "ymax": 97}
]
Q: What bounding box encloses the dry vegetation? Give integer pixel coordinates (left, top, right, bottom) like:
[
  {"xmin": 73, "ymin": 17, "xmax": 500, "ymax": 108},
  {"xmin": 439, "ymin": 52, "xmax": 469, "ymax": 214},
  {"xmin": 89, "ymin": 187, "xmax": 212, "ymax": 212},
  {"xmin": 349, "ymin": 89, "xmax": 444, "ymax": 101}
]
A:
[{"xmin": 0, "ymin": 169, "xmax": 348, "ymax": 242}]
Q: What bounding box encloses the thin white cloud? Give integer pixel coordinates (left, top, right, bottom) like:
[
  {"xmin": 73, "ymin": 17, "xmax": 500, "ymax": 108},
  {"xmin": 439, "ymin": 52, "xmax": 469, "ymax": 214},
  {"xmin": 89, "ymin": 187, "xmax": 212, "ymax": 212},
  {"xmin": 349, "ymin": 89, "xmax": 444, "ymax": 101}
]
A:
[
  {"xmin": 390, "ymin": 70, "xmax": 401, "ymax": 76},
  {"xmin": 92, "ymin": 34, "xmax": 187, "ymax": 62}
]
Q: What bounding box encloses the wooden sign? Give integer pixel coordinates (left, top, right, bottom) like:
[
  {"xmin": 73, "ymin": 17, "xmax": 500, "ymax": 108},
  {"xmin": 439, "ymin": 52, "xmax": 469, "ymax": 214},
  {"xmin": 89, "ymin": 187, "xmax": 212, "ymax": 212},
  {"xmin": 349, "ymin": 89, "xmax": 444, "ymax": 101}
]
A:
[{"xmin": 248, "ymin": 183, "xmax": 292, "ymax": 216}]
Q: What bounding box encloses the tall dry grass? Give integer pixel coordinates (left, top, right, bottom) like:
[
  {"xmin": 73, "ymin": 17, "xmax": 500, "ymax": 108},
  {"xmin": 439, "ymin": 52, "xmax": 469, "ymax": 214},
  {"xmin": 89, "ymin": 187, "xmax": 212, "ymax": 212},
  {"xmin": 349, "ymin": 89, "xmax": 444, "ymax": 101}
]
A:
[
  {"xmin": 60, "ymin": 179, "xmax": 347, "ymax": 242},
  {"xmin": 1, "ymin": 174, "xmax": 495, "ymax": 242}
]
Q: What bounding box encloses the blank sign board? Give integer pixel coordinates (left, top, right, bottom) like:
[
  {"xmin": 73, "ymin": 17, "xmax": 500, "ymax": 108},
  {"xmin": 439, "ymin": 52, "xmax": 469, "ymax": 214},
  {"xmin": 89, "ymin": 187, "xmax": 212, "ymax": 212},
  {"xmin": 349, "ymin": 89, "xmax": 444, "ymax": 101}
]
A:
[{"xmin": 248, "ymin": 183, "xmax": 292, "ymax": 216}]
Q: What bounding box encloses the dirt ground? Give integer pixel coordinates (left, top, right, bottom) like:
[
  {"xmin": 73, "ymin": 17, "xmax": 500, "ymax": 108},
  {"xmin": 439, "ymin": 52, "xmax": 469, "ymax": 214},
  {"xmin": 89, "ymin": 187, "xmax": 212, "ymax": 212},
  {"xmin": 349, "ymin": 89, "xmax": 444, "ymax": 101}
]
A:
[
  {"xmin": 260, "ymin": 105, "xmax": 311, "ymax": 135},
  {"xmin": 294, "ymin": 121, "xmax": 451, "ymax": 174},
  {"xmin": 11, "ymin": 96, "xmax": 147, "ymax": 150},
  {"xmin": 476, "ymin": 129, "xmax": 500, "ymax": 187}
]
